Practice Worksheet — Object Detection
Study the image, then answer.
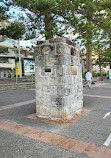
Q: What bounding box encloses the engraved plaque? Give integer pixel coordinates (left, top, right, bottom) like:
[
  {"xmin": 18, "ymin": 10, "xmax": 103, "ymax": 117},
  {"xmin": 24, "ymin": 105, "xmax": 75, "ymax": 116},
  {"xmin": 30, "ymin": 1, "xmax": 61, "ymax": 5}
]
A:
[
  {"xmin": 42, "ymin": 46, "xmax": 51, "ymax": 54},
  {"xmin": 45, "ymin": 68, "xmax": 51, "ymax": 72},
  {"xmin": 71, "ymin": 66, "xmax": 77, "ymax": 75}
]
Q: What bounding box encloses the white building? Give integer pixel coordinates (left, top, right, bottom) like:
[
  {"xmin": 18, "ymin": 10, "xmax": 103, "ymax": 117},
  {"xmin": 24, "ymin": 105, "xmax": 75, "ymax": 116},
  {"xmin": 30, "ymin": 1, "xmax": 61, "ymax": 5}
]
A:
[{"xmin": 0, "ymin": 21, "xmax": 34, "ymax": 78}]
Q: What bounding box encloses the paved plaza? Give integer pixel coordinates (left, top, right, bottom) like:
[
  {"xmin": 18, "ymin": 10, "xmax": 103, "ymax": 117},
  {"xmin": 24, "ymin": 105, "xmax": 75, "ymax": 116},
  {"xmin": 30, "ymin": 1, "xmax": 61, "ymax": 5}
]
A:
[{"xmin": 0, "ymin": 82, "xmax": 111, "ymax": 158}]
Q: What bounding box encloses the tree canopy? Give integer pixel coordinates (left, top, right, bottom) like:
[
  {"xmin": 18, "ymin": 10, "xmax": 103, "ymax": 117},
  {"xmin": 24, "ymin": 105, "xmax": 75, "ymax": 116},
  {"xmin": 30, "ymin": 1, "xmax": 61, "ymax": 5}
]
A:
[
  {"xmin": 0, "ymin": 6, "xmax": 9, "ymax": 21},
  {"xmin": 0, "ymin": 4, "xmax": 26, "ymax": 40},
  {"xmin": 6, "ymin": 0, "xmax": 78, "ymax": 39},
  {"xmin": 1, "ymin": 0, "xmax": 111, "ymax": 71},
  {"xmin": 0, "ymin": 21, "xmax": 26, "ymax": 40}
]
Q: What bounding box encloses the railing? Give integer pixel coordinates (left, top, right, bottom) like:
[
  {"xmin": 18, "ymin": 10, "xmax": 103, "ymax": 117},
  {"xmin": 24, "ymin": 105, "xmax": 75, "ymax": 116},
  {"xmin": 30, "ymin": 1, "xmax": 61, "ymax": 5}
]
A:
[{"xmin": 0, "ymin": 72, "xmax": 35, "ymax": 84}]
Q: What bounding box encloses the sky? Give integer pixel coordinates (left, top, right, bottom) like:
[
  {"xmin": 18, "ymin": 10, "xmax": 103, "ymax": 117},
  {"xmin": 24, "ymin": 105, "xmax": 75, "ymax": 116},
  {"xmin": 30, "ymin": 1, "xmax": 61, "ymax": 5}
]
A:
[
  {"xmin": 0, "ymin": 1, "xmax": 80, "ymax": 49},
  {"xmin": 0, "ymin": 1, "xmax": 36, "ymax": 47}
]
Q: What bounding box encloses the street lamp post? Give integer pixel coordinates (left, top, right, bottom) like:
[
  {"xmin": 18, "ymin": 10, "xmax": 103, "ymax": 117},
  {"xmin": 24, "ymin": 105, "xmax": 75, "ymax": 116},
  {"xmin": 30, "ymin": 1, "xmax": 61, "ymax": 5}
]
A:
[{"xmin": 18, "ymin": 39, "xmax": 22, "ymax": 78}]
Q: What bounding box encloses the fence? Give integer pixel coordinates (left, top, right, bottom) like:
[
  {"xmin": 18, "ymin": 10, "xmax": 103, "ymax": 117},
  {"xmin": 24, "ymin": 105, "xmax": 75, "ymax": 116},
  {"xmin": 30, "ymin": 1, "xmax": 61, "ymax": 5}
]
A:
[{"xmin": 0, "ymin": 72, "xmax": 35, "ymax": 84}]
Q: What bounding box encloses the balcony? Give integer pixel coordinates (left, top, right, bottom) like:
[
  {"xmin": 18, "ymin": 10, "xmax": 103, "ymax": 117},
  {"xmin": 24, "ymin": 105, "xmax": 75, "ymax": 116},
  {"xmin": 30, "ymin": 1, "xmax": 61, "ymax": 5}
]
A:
[{"xmin": 0, "ymin": 63, "xmax": 15, "ymax": 69}]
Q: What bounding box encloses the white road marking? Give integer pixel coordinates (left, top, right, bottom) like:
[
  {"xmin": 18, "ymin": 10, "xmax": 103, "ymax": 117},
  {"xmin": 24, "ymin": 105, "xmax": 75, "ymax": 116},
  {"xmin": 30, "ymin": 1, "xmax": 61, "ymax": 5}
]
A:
[
  {"xmin": 103, "ymin": 112, "xmax": 110, "ymax": 119},
  {"xmin": 104, "ymin": 133, "xmax": 111, "ymax": 146}
]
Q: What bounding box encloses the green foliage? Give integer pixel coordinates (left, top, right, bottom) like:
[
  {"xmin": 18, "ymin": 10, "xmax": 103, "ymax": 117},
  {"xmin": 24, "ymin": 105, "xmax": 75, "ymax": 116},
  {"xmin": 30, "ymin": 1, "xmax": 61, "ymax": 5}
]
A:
[
  {"xmin": 102, "ymin": 72, "xmax": 109, "ymax": 76},
  {"xmin": 34, "ymin": 0, "xmax": 57, "ymax": 11},
  {"xmin": 83, "ymin": 71, "xmax": 102, "ymax": 78},
  {"xmin": 91, "ymin": 0, "xmax": 111, "ymax": 65},
  {"xmin": 82, "ymin": 73, "xmax": 85, "ymax": 78},
  {"xmin": 92, "ymin": 72, "xmax": 99, "ymax": 77},
  {"xmin": 0, "ymin": 4, "xmax": 26, "ymax": 40},
  {"xmin": 0, "ymin": 6, "xmax": 9, "ymax": 21},
  {"xmin": 0, "ymin": 22, "xmax": 26, "ymax": 40},
  {"xmin": 25, "ymin": 31, "xmax": 36, "ymax": 40},
  {"xmin": 92, "ymin": 72, "xmax": 109, "ymax": 77},
  {"xmin": 1, "ymin": 0, "xmax": 111, "ymax": 68},
  {"xmin": 4, "ymin": 0, "xmax": 78, "ymax": 39},
  {"xmin": 13, "ymin": 0, "xmax": 57, "ymax": 11}
]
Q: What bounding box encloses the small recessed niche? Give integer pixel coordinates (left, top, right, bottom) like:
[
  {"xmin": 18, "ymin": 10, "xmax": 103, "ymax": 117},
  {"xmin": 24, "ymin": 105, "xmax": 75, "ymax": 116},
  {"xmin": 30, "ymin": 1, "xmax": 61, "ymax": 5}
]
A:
[
  {"xmin": 71, "ymin": 47, "xmax": 76, "ymax": 56},
  {"xmin": 71, "ymin": 66, "xmax": 77, "ymax": 75},
  {"xmin": 45, "ymin": 68, "xmax": 51, "ymax": 72}
]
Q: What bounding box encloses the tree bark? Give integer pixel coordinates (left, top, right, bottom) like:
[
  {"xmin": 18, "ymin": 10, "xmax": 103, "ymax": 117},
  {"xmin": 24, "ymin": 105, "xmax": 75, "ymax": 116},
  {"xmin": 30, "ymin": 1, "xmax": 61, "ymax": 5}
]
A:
[
  {"xmin": 109, "ymin": 12, "xmax": 111, "ymax": 68},
  {"xmin": 99, "ymin": 61, "xmax": 103, "ymax": 81},
  {"xmin": 44, "ymin": 13, "xmax": 53, "ymax": 40},
  {"xmin": 86, "ymin": 46, "xmax": 92, "ymax": 72}
]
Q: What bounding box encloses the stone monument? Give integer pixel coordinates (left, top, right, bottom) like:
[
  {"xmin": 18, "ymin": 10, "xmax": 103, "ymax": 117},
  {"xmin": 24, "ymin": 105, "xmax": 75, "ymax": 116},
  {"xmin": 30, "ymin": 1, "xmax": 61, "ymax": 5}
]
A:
[{"xmin": 35, "ymin": 38, "xmax": 83, "ymax": 121}]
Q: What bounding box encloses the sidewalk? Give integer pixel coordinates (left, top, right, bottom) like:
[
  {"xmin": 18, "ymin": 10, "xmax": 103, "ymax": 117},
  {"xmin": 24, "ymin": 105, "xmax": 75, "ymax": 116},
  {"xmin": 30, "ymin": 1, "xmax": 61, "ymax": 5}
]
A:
[{"xmin": 0, "ymin": 83, "xmax": 111, "ymax": 158}]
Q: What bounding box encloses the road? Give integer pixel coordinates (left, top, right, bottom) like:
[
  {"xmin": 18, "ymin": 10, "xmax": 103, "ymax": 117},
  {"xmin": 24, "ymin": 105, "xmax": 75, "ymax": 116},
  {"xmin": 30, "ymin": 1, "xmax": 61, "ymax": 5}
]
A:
[{"xmin": 0, "ymin": 82, "xmax": 111, "ymax": 158}]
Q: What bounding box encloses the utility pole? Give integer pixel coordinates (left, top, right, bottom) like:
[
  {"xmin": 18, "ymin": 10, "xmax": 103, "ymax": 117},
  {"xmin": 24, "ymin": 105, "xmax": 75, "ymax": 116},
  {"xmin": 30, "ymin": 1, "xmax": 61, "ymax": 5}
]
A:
[{"xmin": 18, "ymin": 39, "xmax": 22, "ymax": 78}]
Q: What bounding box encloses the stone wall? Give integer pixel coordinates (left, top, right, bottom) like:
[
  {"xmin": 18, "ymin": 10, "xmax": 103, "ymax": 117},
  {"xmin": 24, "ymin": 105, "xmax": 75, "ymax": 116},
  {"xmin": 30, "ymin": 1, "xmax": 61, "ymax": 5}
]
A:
[
  {"xmin": 0, "ymin": 83, "xmax": 35, "ymax": 91},
  {"xmin": 35, "ymin": 38, "xmax": 83, "ymax": 121}
]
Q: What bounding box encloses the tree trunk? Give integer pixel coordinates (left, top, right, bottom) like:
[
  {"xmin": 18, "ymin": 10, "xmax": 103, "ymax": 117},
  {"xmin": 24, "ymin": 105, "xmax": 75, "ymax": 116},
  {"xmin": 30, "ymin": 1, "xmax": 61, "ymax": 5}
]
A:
[
  {"xmin": 86, "ymin": 46, "xmax": 92, "ymax": 72},
  {"xmin": 44, "ymin": 13, "xmax": 53, "ymax": 40},
  {"xmin": 110, "ymin": 35, "xmax": 111, "ymax": 69},
  {"xmin": 98, "ymin": 51, "xmax": 103, "ymax": 81},
  {"xmin": 99, "ymin": 62, "xmax": 103, "ymax": 81}
]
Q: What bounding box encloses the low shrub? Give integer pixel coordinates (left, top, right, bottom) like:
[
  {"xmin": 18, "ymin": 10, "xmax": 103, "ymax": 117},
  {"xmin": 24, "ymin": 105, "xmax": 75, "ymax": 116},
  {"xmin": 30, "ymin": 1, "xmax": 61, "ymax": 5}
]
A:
[
  {"xmin": 102, "ymin": 72, "xmax": 109, "ymax": 76},
  {"xmin": 82, "ymin": 73, "xmax": 85, "ymax": 78},
  {"xmin": 92, "ymin": 72, "xmax": 99, "ymax": 77},
  {"xmin": 82, "ymin": 71, "xmax": 109, "ymax": 78}
]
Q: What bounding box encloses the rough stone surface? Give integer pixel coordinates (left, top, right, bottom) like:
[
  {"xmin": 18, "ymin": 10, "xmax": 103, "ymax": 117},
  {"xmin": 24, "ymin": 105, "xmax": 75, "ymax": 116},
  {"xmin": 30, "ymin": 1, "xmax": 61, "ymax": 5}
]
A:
[{"xmin": 35, "ymin": 37, "xmax": 83, "ymax": 121}]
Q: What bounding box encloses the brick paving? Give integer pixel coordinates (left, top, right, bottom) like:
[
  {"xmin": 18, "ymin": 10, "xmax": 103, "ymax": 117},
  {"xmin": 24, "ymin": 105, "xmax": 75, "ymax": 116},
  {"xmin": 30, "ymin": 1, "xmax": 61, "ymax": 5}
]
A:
[
  {"xmin": 83, "ymin": 94, "xmax": 111, "ymax": 99},
  {"xmin": 1, "ymin": 83, "xmax": 111, "ymax": 158},
  {"xmin": 0, "ymin": 99, "xmax": 36, "ymax": 111},
  {"xmin": 26, "ymin": 109, "xmax": 91, "ymax": 126},
  {"xmin": 0, "ymin": 119, "xmax": 111, "ymax": 158}
]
